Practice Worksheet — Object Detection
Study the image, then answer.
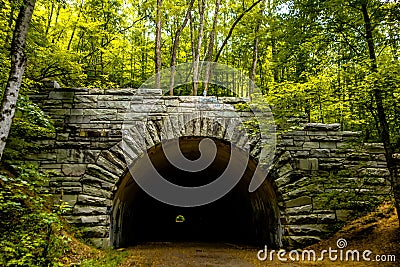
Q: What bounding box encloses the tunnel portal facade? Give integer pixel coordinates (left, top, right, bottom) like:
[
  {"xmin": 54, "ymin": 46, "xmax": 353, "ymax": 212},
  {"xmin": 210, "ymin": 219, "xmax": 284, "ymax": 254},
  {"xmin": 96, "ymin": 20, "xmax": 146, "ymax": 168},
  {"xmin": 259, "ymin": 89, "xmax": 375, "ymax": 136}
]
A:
[{"xmin": 28, "ymin": 87, "xmax": 390, "ymax": 248}]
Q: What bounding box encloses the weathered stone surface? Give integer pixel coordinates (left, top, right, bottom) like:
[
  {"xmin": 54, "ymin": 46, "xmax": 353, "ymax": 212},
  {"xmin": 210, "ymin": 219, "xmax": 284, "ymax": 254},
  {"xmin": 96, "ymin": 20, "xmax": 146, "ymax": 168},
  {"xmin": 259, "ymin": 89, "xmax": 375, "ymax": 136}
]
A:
[
  {"xmin": 297, "ymin": 158, "xmax": 318, "ymax": 170},
  {"xmin": 310, "ymin": 149, "xmax": 330, "ymax": 158},
  {"xmin": 96, "ymin": 156, "xmax": 124, "ymax": 177},
  {"xmin": 74, "ymin": 205, "xmax": 107, "ymax": 215},
  {"xmin": 317, "ymin": 213, "xmax": 336, "ymax": 223},
  {"xmin": 82, "ymin": 184, "xmax": 112, "ymax": 199},
  {"xmin": 286, "ymin": 196, "xmax": 312, "ymax": 208},
  {"xmin": 303, "ymin": 142, "xmax": 320, "ymax": 149},
  {"xmin": 286, "ymin": 214, "xmax": 318, "ymax": 224},
  {"xmin": 62, "ymin": 164, "xmax": 87, "ymax": 176},
  {"xmin": 82, "ymin": 226, "xmax": 109, "ymax": 238},
  {"xmin": 86, "ymin": 164, "xmax": 119, "ymax": 183},
  {"xmin": 62, "ymin": 194, "xmax": 77, "ymax": 207},
  {"xmin": 286, "ymin": 204, "xmax": 312, "ymax": 215},
  {"xmin": 136, "ymin": 88, "xmax": 162, "ymax": 95},
  {"xmin": 65, "ymin": 215, "xmax": 109, "ymax": 225},
  {"xmin": 286, "ymin": 224, "xmax": 329, "ymax": 236},
  {"xmin": 89, "ymin": 238, "xmax": 110, "ymax": 248},
  {"xmin": 304, "ymin": 123, "xmax": 340, "ymax": 131},
  {"xmin": 49, "ymin": 91, "xmax": 74, "ymax": 100},
  {"xmin": 77, "ymin": 194, "xmax": 111, "ymax": 206},
  {"xmin": 81, "ymin": 174, "xmax": 114, "ymax": 190},
  {"xmin": 360, "ymin": 168, "xmax": 390, "ymax": 177}
]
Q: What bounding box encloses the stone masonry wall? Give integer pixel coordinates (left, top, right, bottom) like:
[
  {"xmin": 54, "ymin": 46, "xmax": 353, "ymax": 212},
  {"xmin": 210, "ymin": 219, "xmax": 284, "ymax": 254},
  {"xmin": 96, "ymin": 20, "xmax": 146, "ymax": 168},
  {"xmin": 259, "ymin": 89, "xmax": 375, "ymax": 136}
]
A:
[{"xmin": 27, "ymin": 87, "xmax": 390, "ymax": 248}]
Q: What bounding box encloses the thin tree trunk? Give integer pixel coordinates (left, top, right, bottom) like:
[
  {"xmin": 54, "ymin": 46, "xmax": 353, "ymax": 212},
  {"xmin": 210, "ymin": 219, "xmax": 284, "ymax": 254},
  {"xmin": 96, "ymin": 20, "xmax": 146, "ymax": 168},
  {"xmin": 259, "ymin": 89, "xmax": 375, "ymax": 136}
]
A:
[
  {"xmin": 250, "ymin": 0, "xmax": 265, "ymax": 97},
  {"xmin": 192, "ymin": 0, "xmax": 205, "ymax": 96},
  {"xmin": 169, "ymin": 0, "xmax": 195, "ymax": 96},
  {"xmin": 0, "ymin": 0, "xmax": 36, "ymax": 160},
  {"xmin": 215, "ymin": 0, "xmax": 262, "ymax": 62},
  {"xmin": 250, "ymin": 28, "xmax": 259, "ymax": 97},
  {"xmin": 189, "ymin": 12, "xmax": 195, "ymax": 94},
  {"xmin": 67, "ymin": 3, "xmax": 83, "ymax": 51},
  {"xmin": 361, "ymin": 3, "xmax": 399, "ymax": 224},
  {"xmin": 203, "ymin": 0, "xmax": 221, "ymax": 96},
  {"xmin": 155, "ymin": 0, "xmax": 162, "ymax": 89},
  {"xmin": 45, "ymin": 1, "xmax": 54, "ymax": 36}
]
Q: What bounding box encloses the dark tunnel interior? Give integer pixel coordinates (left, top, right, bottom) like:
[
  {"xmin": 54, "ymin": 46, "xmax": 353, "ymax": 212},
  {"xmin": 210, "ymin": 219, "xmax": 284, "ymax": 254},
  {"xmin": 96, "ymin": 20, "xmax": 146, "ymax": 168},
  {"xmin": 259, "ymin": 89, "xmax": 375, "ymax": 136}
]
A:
[{"xmin": 111, "ymin": 137, "xmax": 281, "ymax": 248}]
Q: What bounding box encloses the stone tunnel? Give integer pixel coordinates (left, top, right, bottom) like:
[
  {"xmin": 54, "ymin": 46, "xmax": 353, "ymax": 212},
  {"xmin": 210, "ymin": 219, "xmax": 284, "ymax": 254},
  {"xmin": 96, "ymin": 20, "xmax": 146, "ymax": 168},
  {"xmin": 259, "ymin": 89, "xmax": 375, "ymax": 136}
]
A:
[{"xmin": 26, "ymin": 87, "xmax": 391, "ymax": 248}]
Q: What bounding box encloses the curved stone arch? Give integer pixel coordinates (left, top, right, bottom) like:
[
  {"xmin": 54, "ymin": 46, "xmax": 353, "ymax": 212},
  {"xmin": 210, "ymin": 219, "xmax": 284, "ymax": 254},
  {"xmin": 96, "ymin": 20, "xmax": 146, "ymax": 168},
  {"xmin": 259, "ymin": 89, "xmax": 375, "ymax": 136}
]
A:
[{"xmin": 76, "ymin": 115, "xmax": 301, "ymax": 247}]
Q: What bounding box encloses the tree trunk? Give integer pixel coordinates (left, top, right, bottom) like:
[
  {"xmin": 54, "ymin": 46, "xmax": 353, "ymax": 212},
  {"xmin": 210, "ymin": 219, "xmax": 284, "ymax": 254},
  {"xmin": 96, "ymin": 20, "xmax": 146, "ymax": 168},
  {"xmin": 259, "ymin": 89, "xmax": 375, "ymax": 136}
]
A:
[
  {"xmin": 192, "ymin": 0, "xmax": 206, "ymax": 96},
  {"xmin": 250, "ymin": 0, "xmax": 265, "ymax": 97},
  {"xmin": 169, "ymin": 0, "xmax": 195, "ymax": 96},
  {"xmin": 203, "ymin": 0, "xmax": 221, "ymax": 96},
  {"xmin": 0, "ymin": 0, "xmax": 36, "ymax": 160},
  {"xmin": 67, "ymin": 3, "xmax": 83, "ymax": 51},
  {"xmin": 361, "ymin": 2, "xmax": 400, "ymax": 224},
  {"xmin": 155, "ymin": 0, "xmax": 162, "ymax": 89},
  {"xmin": 45, "ymin": 1, "xmax": 55, "ymax": 36},
  {"xmin": 215, "ymin": 0, "xmax": 262, "ymax": 62}
]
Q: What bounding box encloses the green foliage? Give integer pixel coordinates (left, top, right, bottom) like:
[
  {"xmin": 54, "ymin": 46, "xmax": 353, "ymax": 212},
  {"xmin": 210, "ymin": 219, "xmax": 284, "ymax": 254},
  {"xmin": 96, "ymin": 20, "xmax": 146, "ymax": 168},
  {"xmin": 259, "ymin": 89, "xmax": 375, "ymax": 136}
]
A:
[
  {"xmin": 80, "ymin": 250, "xmax": 129, "ymax": 267},
  {"xmin": 3, "ymin": 95, "xmax": 55, "ymax": 162},
  {"xmin": 312, "ymin": 173, "xmax": 385, "ymax": 212},
  {"xmin": 0, "ymin": 165, "xmax": 71, "ymax": 266}
]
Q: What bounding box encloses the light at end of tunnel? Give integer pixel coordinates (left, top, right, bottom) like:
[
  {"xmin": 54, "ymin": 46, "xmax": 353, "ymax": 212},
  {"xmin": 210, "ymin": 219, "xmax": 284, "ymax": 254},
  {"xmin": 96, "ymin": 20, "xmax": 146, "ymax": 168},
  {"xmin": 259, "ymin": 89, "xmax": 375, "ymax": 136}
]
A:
[{"xmin": 176, "ymin": 215, "xmax": 185, "ymax": 223}]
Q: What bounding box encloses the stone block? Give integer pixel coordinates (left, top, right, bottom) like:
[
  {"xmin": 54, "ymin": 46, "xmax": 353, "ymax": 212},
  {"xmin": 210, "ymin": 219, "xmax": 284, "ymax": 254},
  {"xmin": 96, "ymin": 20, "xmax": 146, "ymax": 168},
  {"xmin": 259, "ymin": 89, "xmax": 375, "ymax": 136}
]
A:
[
  {"xmin": 317, "ymin": 213, "xmax": 336, "ymax": 223},
  {"xmin": 82, "ymin": 184, "xmax": 112, "ymax": 199},
  {"xmin": 286, "ymin": 204, "xmax": 312, "ymax": 215},
  {"xmin": 304, "ymin": 123, "xmax": 340, "ymax": 131},
  {"xmin": 81, "ymin": 215, "xmax": 109, "ymax": 225},
  {"xmin": 74, "ymin": 95, "xmax": 98, "ymax": 103},
  {"xmin": 130, "ymin": 104, "xmax": 166, "ymax": 113},
  {"xmin": 277, "ymin": 163, "xmax": 293, "ymax": 177},
  {"xmin": 105, "ymin": 88, "xmax": 137, "ymax": 95},
  {"xmin": 89, "ymin": 238, "xmax": 110, "ymax": 248},
  {"xmin": 55, "ymin": 187, "xmax": 82, "ymax": 194},
  {"xmin": 80, "ymin": 174, "xmax": 114, "ymax": 190},
  {"xmin": 96, "ymin": 156, "xmax": 124, "ymax": 177},
  {"xmin": 360, "ymin": 168, "xmax": 390, "ymax": 177},
  {"xmin": 77, "ymin": 194, "xmax": 111, "ymax": 206},
  {"xmin": 303, "ymin": 142, "xmax": 320, "ymax": 149},
  {"xmin": 282, "ymin": 188, "xmax": 309, "ymax": 201},
  {"xmin": 49, "ymin": 91, "xmax": 74, "ymax": 100},
  {"xmin": 74, "ymin": 205, "xmax": 107, "ymax": 215},
  {"xmin": 82, "ymin": 226, "xmax": 109, "ymax": 238},
  {"xmin": 86, "ymin": 164, "xmax": 119, "ymax": 183},
  {"xmin": 286, "ymin": 214, "xmax": 318, "ymax": 224},
  {"xmin": 62, "ymin": 164, "xmax": 87, "ymax": 177},
  {"xmin": 286, "ymin": 224, "xmax": 329, "ymax": 236},
  {"xmin": 88, "ymin": 88, "xmax": 105, "ymax": 94},
  {"xmin": 285, "ymin": 196, "xmax": 312, "ymax": 208},
  {"xmin": 61, "ymin": 194, "xmax": 77, "ymax": 207},
  {"xmin": 136, "ymin": 88, "xmax": 162, "ymax": 95},
  {"xmin": 98, "ymin": 101, "xmax": 130, "ymax": 109},
  {"xmin": 297, "ymin": 158, "xmax": 318, "ymax": 170},
  {"xmin": 310, "ymin": 135, "xmax": 342, "ymax": 142},
  {"xmin": 83, "ymin": 109, "xmax": 117, "ymax": 116},
  {"xmin": 310, "ymin": 149, "xmax": 330, "ymax": 158}
]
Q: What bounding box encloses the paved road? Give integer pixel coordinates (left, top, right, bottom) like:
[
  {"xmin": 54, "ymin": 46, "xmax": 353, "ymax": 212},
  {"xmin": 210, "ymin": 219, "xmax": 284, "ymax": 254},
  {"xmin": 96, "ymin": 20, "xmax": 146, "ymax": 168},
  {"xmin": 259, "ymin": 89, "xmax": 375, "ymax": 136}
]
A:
[{"xmin": 120, "ymin": 242, "xmax": 259, "ymax": 267}]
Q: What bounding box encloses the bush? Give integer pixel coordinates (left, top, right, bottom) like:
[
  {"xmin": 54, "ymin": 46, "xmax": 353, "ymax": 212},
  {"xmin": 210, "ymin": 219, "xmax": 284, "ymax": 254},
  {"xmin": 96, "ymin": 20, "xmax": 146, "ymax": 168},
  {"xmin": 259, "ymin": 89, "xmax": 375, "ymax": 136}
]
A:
[{"xmin": 0, "ymin": 165, "xmax": 71, "ymax": 266}]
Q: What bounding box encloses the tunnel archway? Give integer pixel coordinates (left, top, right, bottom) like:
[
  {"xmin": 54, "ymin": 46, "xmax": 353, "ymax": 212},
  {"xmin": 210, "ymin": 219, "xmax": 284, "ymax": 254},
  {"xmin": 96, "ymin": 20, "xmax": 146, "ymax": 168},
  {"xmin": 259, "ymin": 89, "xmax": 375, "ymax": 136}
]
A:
[{"xmin": 111, "ymin": 137, "xmax": 282, "ymax": 248}]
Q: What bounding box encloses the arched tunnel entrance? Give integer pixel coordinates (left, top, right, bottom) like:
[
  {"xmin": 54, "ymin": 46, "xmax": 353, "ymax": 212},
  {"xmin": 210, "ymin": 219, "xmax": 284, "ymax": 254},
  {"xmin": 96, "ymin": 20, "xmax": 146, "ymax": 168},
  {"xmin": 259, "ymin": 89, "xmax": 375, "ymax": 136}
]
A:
[{"xmin": 111, "ymin": 137, "xmax": 282, "ymax": 248}]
